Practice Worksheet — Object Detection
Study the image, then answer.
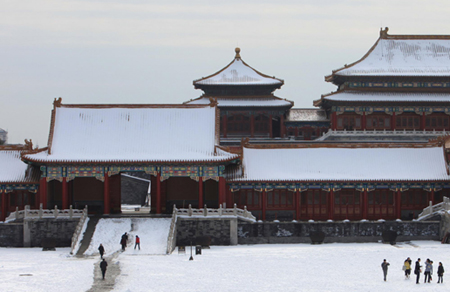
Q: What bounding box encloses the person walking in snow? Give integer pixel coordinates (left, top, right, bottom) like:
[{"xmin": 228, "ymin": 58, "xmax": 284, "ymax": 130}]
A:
[
  {"xmin": 430, "ymin": 260, "xmax": 434, "ymax": 282},
  {"xmin": 437, "ymin": 262, "xmax": 444, "ymax": 283},
  {"xmin": 381, "ymin": 259, "xmax": 390, "ymax": 281},
  {"xmin": 415, "ymin": 258, "xmax": 422, "ymax": 284},
  {"xmin": 424, "ymin": 258, "xmax": 432, "ymax": 283},
  {"xmin": 98, "ymin": 244, "xmax": 105, "ymax": 259},
  {"xmin": 100, "ymin": 259, "xmax": 108, "ymax": 280},
  {"xmin": 120, "ymin": 233, "xmax": 128, "ymax": 251},
  {"xmin": 404, "ymin": 257, "xmax": 412, "ymax": 279},
  {"xmin": 134, "ymin": 235, "xmax": 140, "ymax": 250}
]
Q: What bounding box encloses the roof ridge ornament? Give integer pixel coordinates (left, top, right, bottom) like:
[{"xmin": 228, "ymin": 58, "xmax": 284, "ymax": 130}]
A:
[
  {"xmin": 53, "ymin": 97, "xmax": 62, "ymax": 107},
  {"xmin": 235, "ymin": 47, "xmax": 241, "ymax": 59},
  {"xmin": 380, "ymin": 27, "xmax": 389, "ymax": 39}
]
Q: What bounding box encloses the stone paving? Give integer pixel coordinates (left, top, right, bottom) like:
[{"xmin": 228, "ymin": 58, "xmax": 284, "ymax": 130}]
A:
[{"xmin": 87, "ymin": 251, "xmax": 121, "ymax": 292}]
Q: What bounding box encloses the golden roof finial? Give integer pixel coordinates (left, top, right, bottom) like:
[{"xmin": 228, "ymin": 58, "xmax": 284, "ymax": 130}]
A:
[{"xmin": 235, "ymin": 47, "xmax": 241, "ymax": 59}]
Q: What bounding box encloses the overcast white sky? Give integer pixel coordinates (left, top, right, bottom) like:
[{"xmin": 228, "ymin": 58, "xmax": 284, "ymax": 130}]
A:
[{"xmin": 1, "ymin": 0, "xmax": 450, "ymax": 146}]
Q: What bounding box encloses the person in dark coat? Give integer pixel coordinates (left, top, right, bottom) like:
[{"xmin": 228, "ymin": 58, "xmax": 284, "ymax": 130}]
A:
[
  {"xmin": 98, "ymin": 244, "xmax": 105, "ymax": 259},
  {"xmin": 100, "ymin": 259, "xmax": 108, "ymax": 280},
  {"xmin": 415, "ymin": 258, "xmax": 422, "ymax": 284},
  {"xmin": 437, "ymin": 262, "xmax": 445, "ymax": 283},
  {"xmin": 381, "ymin": 259, "xmax": 390, "ymax": 281},
  {"xmin": 120, "ymin": 233, "xmax": 128, "ymax": 251},
  {"xmin": 134, "ymin": 235, "xmax": 140, "ymax": 250}
]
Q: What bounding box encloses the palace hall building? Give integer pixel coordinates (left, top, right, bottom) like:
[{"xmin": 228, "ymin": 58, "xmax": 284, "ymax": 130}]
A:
[{"xmin": 2, "ymin": 28, "xmax": 450, "ymax": 222}]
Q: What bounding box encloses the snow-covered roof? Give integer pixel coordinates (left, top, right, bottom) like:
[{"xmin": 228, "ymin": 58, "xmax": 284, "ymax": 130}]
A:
[
  {"xmin": 0, "ymin": 149, "xmax": 39, "ymax": 183},
  {"xmin": 333, "ymin": 29, "xmax": 450, "ymax": 77},
  {"xmin": 23, "ymin": 104, "xmax": 238, "ymax": 164},
  {"xmin": 194, "ymin": 48, "xmax": 283, "ymax": 86},
  {"xmin": 322, "ymin": 91, "xmax": 450, "ymax": 102},
  {"xmin": 234, "ymin": 146, "xmax": 450, "ymax": 182},
  {"xmin": 185, "ymin": 97, "xmax": 292, "ymax": 107},
  {"xmin": 286, "ymin": 109, "xmax": 329, "ymax": 122}
]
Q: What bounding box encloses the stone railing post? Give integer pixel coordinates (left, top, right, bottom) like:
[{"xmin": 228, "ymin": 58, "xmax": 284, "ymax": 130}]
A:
[
  {"xmin": 188, "ymin": 204, "xmax": 192, "ymax": 216},
  {"xmin": 219, "ymin": 204, "xmax": 222, "ymax": 216},
  {"xmin": 233, "ymin": 203, "xmax": 237, "ymax": 216},
  {"xmin": 15, "ymin": 207, "xmax": 19, "ymax": 220},
  {"xmin": 204, "ymin": 205, "xmax": 207, "ymax": 217},
  {"xmin": 69, "ymin": 205, "xmax": 73, "ymax": 219},
  {"xmin": 39, "ymin": 203, "xmax": 43, "ymax": 219},
  {"xmin": 54, "ymin": 205, "xmax": 58, "ymax": 218}
]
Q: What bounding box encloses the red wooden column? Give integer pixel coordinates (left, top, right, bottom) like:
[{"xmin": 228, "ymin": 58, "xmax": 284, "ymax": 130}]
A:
[
  {"xmin": 328, "ymin": 190, "xmax": 335, "ymax": 220},
  {"xmin": 198, "ymin": 177, "xmax": 204, "ymax": 208},
  {"xmin": 39, "ymin": 177, "xmax": 47, "ymax": 208},
  {"xmin": 295, "ymin": 190, "xmax": 300, "ymax": 221},
  {"xmin": 362, "ymin": 189, "xmax": 368, "ymax": 219},
  {"xmin": 280, "ymin": 114, "xmax": 285, "ymax": 138},
  {"xmin": 156, "ymin": 172, "xmax": 162, "ymax": 214},
  {"xmin": 421, "ymin": 112, "xmax": 426, "ymax": 131},
  {"xmin": 396, "ymin": 190, "xmax": 402, "ymax": 219},
  {"xmin": 331, "ymin": 112, "xmax": 337, "ymax": 130},
  {"xmin": 34, "ymin": 191, "xmax": 40, "ymax": 209},
  {"xmin": 430, "ymin": 189, "xmax": 435, "ymax": 205},
  {"xmin": 222, "ymin": 115, "xmax": 227, "ymax": 138},
  {"xmin": 269, "ymin": 115, "xmax": 273, "ymax": 138},
  {"xmin": 250, "ymin": 114, "xmax": 255, "ymax": 138},
  {"xmin": 62, "ymin": 177, "xmax": 69, "ymax": 210},
  {"xmin": 262, "ymin": 190, "xmax": 266, "ymax": 221},
  {"xmin": 103, "ymin": 173, "xmax": 110, "ymax": 215},
  {"xmin": 391, "ymin": 112, "xmax": 396, "ymax": 130},
  {"xmin": 218, "ymin": 177, "xmax": 226, "ymax": 206},
  {"xmin": 362, "ymin": 112, "xmax": 367, "ymax": 130},
  {"xmin": 1, "ymin": 192, "xmax": 6, "ymax": 221}
]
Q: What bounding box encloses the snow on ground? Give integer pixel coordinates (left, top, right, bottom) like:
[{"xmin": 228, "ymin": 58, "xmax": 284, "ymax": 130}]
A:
[
  {"xmin": 1, "ymin": 241, "xmax": 449, "ymax": 292},
  {"xmin": 0, "ymin": 247, "xmax": 95, "ymax": 292},
  {"xmin": 85, "ymin": 218, "xmax": 171, "ymax": 257},
  {"xmin": 114, "ymin": 241, "xmax": 450, "ymax": 292}
]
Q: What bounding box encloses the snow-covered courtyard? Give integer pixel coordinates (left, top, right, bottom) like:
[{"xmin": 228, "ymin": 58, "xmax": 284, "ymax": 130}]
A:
[{"xmin": 2, "ymin": 240, "xmax": 449, "ymax": 292}]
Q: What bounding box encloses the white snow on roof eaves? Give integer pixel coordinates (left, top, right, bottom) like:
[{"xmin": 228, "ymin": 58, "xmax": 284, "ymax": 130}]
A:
[
  {"xmin": 186, "ymin": 97, "xmax": 292, "ymax": 107},
  {"xmin": 238, "ymin": 147, "xmax": 450, "ymax": 181},
  {"xmin": 287, "ymin": 109, "xmax": 329, "ymax": 122},
  {"xmin": 324, "ymin": 91, "xmax": 450, "ymax": 102},
  {"xmin": 23, "ymin": 106, "xmax": 236, "ymax": 162},
  {"xmin": 337, "ymin": 39, "xmax": 450, "ymax": 76},
  {"xmin": 195, "ymin": 59, "xmax": 282, "ymax": 85},
  {"xmin": 0, "ymin": 150, "xmax": 34, "ymax": 183}
]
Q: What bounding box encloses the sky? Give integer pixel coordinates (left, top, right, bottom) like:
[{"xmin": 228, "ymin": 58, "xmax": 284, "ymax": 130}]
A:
[{"xmin": 1, "ymin": 0, "xmax": 450, "ymax": 146}]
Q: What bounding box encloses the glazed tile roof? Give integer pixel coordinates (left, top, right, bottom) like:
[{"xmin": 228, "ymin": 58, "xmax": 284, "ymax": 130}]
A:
[
  {"xmin": 286, "ymin": 109, "xmax": 329, "ymax": 122},
  {"xmin": 334, "ymin": 37, "xmax": 450, "ymax": 77},
  {"xmin": 194, "ymin": 48, "xmax": 283, "ymax": 86},
  {"xmin": 233, "ymin": 146, "xmax": 450, "ymax": 182},
  {"xmin": 0, "ymin": 150, "xmax": 39, "ymax": 183},
  {"xmin": 23, "ymin": 105, "xmax": 238, "ymax": 164},
  {"xmin": 185, "ymin": 97, "xmax": 292, "ymax": 107},
  {"xmin": 322, "ymin": 91, "xmax": 450, "ymax": 102}
]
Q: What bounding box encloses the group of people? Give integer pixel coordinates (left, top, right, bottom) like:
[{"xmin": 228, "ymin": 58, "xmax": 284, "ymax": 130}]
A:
[
  {"xmin": 95, "ymin": 233, "xmax": 142, "ymax": 280},
  {"xmin": 381, "ymin": 257, "xmax": 445, "ymax": 284},
  {"xmin": 120, "ymin": 232, "xmax": 141, "ymax": 251},
  {"xmin": 412, "ymin": 258, "xmax": 445, "ymax": 284}
]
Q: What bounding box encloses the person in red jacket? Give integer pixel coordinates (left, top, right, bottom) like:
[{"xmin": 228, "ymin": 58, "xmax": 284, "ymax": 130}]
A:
[{"xmin": 134, "ymin": 235, "xmax": 140, "ymax": 250}]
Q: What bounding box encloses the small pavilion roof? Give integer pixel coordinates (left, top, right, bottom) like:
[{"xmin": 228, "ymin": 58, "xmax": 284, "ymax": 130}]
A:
[
  {"xmin": 185, "ymin": 96, "xmax": 293, "ymax": 108},
  {"xmin": 23, "ymin": 99, "xmax": 238, "ymax": 164},
  {"xmin": 327, "ymin": 28, "xmax": 450, "ymax": 82},
  {"xmin": 193, "ymin": 48, "xmax": 284, "ymax": 87},
  {"xmin": 230, "ymin": 145, "xmax": 450, "ymax": 182},
  {"xmin": 0, "ymin": 145, "xmax": 39, "ymax": 184}
]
